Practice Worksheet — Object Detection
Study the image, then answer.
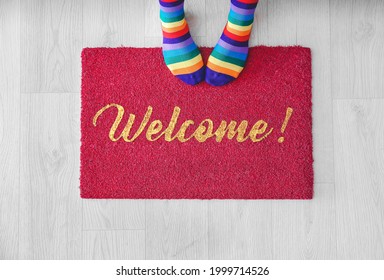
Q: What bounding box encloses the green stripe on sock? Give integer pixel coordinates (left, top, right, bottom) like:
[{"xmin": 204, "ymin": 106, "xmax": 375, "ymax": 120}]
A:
[
  {"xmin": 211, "ymin": 50, "xmax": 245, "ymax": 67},
  {"xmin": 228, "ymin": 14, "xmax": 254, "ymax": 26},
  {"xmin": 160, "ymin": 13, "xmax": 184, "ymax": 23},
  {"xmin": 164, "ymin": 48, "xmax": 200, "ymax": 64}
]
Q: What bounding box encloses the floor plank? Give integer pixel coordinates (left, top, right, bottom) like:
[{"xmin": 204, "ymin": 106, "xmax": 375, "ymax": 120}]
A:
[
  {"xmin": 20, "ymin": 0, "xmax": 82, "ymax": 93},
  {"xmin": 0, "ymin": 0, "xmax": 383, "ymax": 260},
  {"xmin": 271, "ymin": 184, "xmax": 336, "ymax": 259},
  {"xmin": 205, "ymin": 0, "xmax": 229, "ymax": 46},
  {"xmin": 0, "ymin": 0, "xmax": 20, "ymax": 260},
  {"xmin": 208, "ymin": 201, "xmax": 273, "ymax": 259},
  {"xmin": 296, "ymin": 0, "xmax": 334, "ymax": 183},
  {"xmin": 83, "ymin": 0, "xmax": 145, "ymax": 47},
  {"xmin": 208, "ymin": 185, "xmax": 336, "ymax": 260},
  {"xmin": 331, "ymin": 0, "xmax": 384, "ymax": 99},
  {"xmin": 264, "ymin": 0, "xmax": 298, "ymax": 45},
  {"xmin": 82, "ymin": 230, "xmax": 145, "ymax": 259},
  {"xmin": 146, "ymin": 201, "xmax": 208, "ymax": 259},
  {"xmin": 251, "ymin": 0, "xmax": 269, "ymax": 46},
  {"xmin": 19, "ymin": 93, "xmax": 82, "ymax": 259},
  {"xmin": 334, "ymin": 99, "xmax": 384, "ymax": 259},
  {"xmin": 83, "ymin": 200, "xmax": 145, "ymax": 230}
]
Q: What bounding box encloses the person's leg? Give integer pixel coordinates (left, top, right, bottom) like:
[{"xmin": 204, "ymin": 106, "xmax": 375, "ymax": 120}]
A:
[
  {"xmin": 206, "ymin": 0, "xmax": 259, "ymax": 86},
  {"xmin": 159, "ymin": 0, "xmax": 204, "ymax": 85}
]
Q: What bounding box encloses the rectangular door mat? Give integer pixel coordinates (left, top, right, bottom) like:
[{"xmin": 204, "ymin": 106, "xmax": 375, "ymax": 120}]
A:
[{"xmin": 81, "ymin": 47, "xmax": 313, "ymax": 199}]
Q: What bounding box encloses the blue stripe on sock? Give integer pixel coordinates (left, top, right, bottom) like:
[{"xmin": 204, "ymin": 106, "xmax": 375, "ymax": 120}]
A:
[
  {"xmin": 229, "ymin": 10, "xmax": 254, "ymax": 21},
  {"xmin": 160, "ymin": 8, "xmax": 184, "ymax": 19},
  {"xmin": 163, "ymin": 41, "xmax": 197, "ymax": 58},
  {"xmin": 214, "ymin": 44, "xmax": 247, "ymax": 60}
]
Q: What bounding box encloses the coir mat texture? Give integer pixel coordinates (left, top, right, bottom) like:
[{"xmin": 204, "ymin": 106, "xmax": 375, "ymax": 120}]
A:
[{"xmin": 81, "ymin": 47, "xmax": 313, "ymax": 199}]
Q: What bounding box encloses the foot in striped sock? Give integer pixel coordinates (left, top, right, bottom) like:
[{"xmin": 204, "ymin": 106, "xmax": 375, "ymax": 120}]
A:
[
  {"xmin": 206, "ymin": 0, "xmax": 258, "ymax": 86},
  {"xmin": 160, "ymin": 0, "xmax": 205, "ymax": 85}
]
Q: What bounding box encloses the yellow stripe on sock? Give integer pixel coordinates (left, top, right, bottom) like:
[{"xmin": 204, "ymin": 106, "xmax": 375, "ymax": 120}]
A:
[
  {"xmin": 168, "ymin": 54, "xmax": 202, "ymax": 71},
  {"xmin": 226, "ymin": 24, "xmax": 252, "ymax": 36},
  {"xmin": 227, "ymin": 21, "xmax": 253, "ymax": 32},
  {"xmin": 207, "ymin": 61, "xmax": 240, "ymax": 78},
  {"xmin": 171, "ymin": 59, "xmax": 204, "ymax": 75},
  {"xmin": 162, "ymin": 20, "xmax": 187, "ymax": 33},
  {"xmin": 161, "ymin": 18, "xmax": 185, "ymax": 29},
  {"xmin": 207, "ymin": 56, "xmax": 243, "ymax": 73}
]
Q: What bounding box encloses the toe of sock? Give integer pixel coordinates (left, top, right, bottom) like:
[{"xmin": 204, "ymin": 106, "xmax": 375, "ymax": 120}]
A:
[
  {"xmin": 177, "ymin": 67, "xmax": 206, "ymax": 86},
  {"xmin": 205, "ymin": 67, "xmax": 235, "ymax": 86}
]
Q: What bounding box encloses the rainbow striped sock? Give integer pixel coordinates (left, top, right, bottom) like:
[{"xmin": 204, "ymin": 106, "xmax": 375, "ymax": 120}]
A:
[
  {"xmin": 160, "ymin": 0, "xmax": 205, "ymax": 85},
  {"xmin": 206, "ymin": 0, "xmax": 258, "ymax": 86}
]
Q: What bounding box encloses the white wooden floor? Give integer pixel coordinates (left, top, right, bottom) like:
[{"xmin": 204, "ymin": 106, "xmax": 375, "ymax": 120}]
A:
[{"xmin": 1, "ymin": 0, "xmax": 383, "ymax": 260}]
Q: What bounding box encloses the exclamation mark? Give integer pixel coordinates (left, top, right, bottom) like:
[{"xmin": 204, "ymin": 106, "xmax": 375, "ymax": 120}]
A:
[{"xmin": 278, "ymin": 107, "xmax": 293, "ymax": 143}]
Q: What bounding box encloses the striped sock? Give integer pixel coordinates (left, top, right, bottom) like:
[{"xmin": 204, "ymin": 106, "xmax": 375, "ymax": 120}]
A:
[
  {"xmin": 160, "ymin": 0, "xmax": 205, "ymax": 85},
  {"xmin": 206, "ymin": 0, "xmax": 259, "ymax": 86}
]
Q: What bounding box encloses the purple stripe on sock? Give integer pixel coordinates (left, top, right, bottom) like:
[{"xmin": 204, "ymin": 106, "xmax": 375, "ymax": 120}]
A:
[
  {"xmin": 163, "ymin": 36, "xmax": 194, "ymax": 50},
  {"xmin": 160, "ymin": 2, "xmax": 183, "ymax": 13},
  {"xmin": 231, "ymin": 0, "xmax": 258, "ymax": 10},
  {"xmin": 217, "ymin": 39, "xmax": 248, "ymax": 54},
  {"xmin": 221, "ymin": 33, "xmax": 249, "ymax": 47},
  {"xmin": 230, "ymin": 3, "xmax": 255, "ymax": 15},
  {"xmin": 205, "ymin": 67, "xmax": 234, "ymax": 86}
]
